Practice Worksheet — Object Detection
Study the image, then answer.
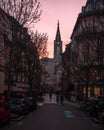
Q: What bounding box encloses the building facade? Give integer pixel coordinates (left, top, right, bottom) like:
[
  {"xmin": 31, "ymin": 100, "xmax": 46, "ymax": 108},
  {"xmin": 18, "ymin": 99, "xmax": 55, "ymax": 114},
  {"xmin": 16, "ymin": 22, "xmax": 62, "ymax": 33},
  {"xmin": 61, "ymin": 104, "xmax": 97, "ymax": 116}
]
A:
[
  {"xmin": 0, "ymin": 8, "xmax": 41, "ymax": 94},
  {"xmin": 63, "ymin": 0, "xmax": 104, "ymax": 100}
]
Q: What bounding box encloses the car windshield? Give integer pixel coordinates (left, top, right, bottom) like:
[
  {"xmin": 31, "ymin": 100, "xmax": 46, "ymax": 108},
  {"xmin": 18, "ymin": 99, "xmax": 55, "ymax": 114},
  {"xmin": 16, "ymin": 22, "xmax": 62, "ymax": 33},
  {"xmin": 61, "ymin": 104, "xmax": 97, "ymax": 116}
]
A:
[
  {"xmin": 98, "ymin": 100, "xmax": 104, "ymax": 105},
  {"xmin": 0, "ymin": 102, "xmax": 7, "ymax": 108},
  {"xmin": 0, "ymin": 103, "xmax": 4, "ymax": 108},
  {"xmin": 10, "ymin": 99, "xmax": 24, "ymax": 105}
]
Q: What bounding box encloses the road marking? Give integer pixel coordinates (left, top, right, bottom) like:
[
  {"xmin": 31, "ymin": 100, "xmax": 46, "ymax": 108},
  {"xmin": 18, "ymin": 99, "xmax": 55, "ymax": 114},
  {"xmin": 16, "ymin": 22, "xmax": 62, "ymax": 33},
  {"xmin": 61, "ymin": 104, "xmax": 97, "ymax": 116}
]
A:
[
  {"xmin": 18, "ymin": 121, "xmax": 23, "ymax": 126},
  {"xmin": 64, "ymin": 111, "xmax": 74, "ymax": 118},
  {"xmin": 74, "ymin": 117, "xmax": 91, "ymax": 120}
]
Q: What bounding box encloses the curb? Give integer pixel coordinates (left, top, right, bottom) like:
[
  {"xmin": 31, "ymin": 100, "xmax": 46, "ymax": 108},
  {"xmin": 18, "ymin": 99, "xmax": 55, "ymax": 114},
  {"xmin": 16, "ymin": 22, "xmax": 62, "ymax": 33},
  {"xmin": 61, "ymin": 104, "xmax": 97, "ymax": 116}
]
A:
[
  {"xmin": 11, "ymin": 115, "xmax": 24, "ymax": 121},
  {"xmin": 91, "ymin": 117, "xmax": 102, "ymax": 124}
]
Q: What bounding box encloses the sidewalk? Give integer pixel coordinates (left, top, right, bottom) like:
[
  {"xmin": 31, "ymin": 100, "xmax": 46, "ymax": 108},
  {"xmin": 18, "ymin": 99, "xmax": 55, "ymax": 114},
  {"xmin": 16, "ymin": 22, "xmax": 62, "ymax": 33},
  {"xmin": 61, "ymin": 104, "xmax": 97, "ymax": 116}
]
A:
[
  {"xmin": 42, "ymin": 93, "xmax": 80, "ymax": 108},
  {"xmin": 43, "ymin": 93, "xmax": 57, "ymax": 104}
]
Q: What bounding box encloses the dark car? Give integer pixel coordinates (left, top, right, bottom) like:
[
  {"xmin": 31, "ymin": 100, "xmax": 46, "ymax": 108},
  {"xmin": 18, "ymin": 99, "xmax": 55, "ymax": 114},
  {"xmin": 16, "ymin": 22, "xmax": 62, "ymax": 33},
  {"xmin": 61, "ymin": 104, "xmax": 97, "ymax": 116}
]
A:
[
  {"xmin": 80, "ymin": 97, "xmax": 104, "ymax": 119},
  {"xmin": 83, "ymin": 97, "xmax": 104, "ymax": 118},
  {"xmin": 80, "ymin": 100, "xmax": 93, "ymax": 112},
  {"xmin": 9, "ymin": 98, "xmax": 29, "ymax": 115},
  {"xmin": 89, "ymin": 98, "xmax": 104, "ymax": 117},
  {"xmin": 101, "ymin": 110, "xmax": 104, "ymax": 129},
  {"xmin": 0, "ymin": 103, "xmax": 10, "ymax": 126},
  {"xmin": 24, "ymin": 97, "xmax": 37, "ymax": 111}
]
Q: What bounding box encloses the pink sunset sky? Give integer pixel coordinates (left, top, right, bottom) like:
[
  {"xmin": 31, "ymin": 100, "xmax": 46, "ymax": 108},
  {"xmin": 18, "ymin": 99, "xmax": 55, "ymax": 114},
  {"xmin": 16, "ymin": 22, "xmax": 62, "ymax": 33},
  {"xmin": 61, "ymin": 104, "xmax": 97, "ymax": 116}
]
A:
[{"xmin": 35, "ymin": 0, "xmax": 87, "ymax": 58}]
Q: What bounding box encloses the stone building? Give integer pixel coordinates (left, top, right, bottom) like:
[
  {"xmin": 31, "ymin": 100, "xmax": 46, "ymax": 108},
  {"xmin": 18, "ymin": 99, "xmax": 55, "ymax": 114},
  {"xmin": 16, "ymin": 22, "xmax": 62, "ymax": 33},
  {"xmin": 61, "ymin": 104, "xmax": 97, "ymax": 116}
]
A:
[
  {"xmin": 0, "ymin": 8, "xmax": 40, "ymax": 94},
  {"xmin": 63, "ymin": 0, "xmax": 104, "ymax": 100}
]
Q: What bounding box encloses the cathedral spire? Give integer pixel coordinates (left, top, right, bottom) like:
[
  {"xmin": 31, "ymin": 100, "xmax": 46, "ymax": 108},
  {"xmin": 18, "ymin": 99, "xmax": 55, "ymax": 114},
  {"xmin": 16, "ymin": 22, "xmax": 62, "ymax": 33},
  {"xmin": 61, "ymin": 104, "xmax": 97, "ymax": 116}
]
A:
[
  {"xmin": 58, "ymin": 19, "xmax": 59, "ymax": 27},
  {"xmin": 55, "ymin": 20, "xmax": 61, "ymax": 41},
  {"xmin": 54, "ymin": 21, "xmax": 62, "ymax": 61}
]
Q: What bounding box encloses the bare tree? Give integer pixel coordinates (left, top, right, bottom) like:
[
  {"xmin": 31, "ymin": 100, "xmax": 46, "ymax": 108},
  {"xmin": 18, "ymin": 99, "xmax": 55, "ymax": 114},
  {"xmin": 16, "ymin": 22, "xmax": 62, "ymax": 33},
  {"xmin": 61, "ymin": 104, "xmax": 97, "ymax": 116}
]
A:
[
  {"xmin": 0, "ymin": 0, "xmax": 42, "ymax": 27},
  {"xmin": 30, "ymin": 30, "xmax": 49, "ymax": 59},
  {"xmin": 69, "ymin": 38, "xmax": 97, "ymax": 98}
]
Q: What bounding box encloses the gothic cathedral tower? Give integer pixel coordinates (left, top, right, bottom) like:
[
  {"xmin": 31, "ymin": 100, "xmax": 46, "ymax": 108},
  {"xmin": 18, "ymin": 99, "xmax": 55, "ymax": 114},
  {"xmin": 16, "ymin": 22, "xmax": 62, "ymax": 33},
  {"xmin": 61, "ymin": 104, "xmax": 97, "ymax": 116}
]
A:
[{"xmin": 54, "ymin": 21, "xmax": 62, "ymax": 63}]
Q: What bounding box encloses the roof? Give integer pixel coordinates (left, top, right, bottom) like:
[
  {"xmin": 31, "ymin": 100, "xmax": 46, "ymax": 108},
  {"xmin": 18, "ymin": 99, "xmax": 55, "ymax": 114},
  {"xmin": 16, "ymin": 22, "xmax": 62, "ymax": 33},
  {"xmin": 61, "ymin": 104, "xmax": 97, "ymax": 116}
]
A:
[{"xmin": 55, "ymin": 20, "xmax": 61, "ymax": 41}]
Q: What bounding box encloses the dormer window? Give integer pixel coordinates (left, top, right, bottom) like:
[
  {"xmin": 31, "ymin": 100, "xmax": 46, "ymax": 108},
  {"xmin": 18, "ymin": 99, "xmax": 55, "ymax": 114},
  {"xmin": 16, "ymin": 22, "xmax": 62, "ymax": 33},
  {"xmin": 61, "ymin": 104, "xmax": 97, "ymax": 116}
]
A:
[
  {"xmin": 85, "ymin": 4, "xmax": 92, "ymax": 12},
  {"xmin": 96, "ymin": 2, "xmax": 104, "ymax": 10}
]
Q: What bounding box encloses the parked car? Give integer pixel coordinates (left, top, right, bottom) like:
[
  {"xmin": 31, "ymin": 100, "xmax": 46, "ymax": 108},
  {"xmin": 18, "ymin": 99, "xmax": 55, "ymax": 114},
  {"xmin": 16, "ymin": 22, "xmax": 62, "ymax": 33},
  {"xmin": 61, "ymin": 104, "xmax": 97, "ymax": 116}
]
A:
[
  {"xmin": 24, "ymin": 97, "xmax": 37, "ymax": 111},
  {"xmin": 102, "ymin": 110, "xmax": 104, "ymax": 129},
  {"xmin": 0, "ymin": 103, "xmax": 10, "ymax": 126},
  {"xmin": 80, "ymin": 101, "xmax": 93, "ymax": 112},
  {"xmin": 80, "ymin": 97, "xmax": 104, "ymax": 119},
  {"xmin": 89, "ymin": 98, "xmax": 104, "ymax": 117},
  {"xmin": 9, "ymin": 98, "xmax": 29, "ymax": 115}
]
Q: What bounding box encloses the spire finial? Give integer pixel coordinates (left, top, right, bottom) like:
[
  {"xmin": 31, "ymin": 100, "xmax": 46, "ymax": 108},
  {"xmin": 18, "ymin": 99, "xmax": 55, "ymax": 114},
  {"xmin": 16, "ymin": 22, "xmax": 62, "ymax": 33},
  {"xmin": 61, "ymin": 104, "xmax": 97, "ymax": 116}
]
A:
[{"xmin": 58, "ymin": 20, "xmax": 59, "ymax": 27}]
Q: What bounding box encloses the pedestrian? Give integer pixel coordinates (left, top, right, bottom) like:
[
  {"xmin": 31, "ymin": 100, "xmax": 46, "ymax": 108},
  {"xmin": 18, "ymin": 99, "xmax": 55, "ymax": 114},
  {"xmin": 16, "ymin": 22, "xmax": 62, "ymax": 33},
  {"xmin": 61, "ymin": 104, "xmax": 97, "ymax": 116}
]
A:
[
  {"xmin": 49, "ymin": 91, "xmax": 52, "ymax": 101},
  {"xmin": 0, "ymin": 90, "xmax": 7, "ymax": 104},
  {"xmin": 56, "ymin": 94, "xmax": 59, "ymax": 105},
  {"xmin": 60, "ymin": 94, "xmax": 64, "ymax": 105},
  {"xmin": 0, "ymin": 95, "xmax": 5, "ymax": 103}
]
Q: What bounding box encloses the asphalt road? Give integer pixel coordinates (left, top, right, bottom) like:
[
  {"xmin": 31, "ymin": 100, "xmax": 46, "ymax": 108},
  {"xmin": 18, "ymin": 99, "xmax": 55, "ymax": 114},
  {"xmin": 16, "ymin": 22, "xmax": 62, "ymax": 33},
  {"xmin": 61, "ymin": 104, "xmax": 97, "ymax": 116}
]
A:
[{"xmin": 1, "ymin": 94, "xmax": 103, "ymax": 130}]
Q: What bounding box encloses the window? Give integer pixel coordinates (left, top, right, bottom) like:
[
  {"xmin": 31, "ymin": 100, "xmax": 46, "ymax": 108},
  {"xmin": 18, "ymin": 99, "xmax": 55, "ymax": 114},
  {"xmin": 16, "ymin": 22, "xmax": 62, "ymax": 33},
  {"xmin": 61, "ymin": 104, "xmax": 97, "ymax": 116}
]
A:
[
  {"xmin": 96, "ymin": 2, "xmax": 104, "ymax": 10},
  {"xmin": 57, "ymin": 42, "xmax": 60, "ymax": 44},
  {"xmin": 85, "ymin": 4, "xmax": 92, "ymax": 12}
]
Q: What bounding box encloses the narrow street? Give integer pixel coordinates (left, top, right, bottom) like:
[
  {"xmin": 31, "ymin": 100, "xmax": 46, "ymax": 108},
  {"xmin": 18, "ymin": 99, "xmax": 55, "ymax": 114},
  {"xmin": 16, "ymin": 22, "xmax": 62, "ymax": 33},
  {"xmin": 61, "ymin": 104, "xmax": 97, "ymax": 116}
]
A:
[
  {"xmin": 1, "ymin": 94, "xmax": 103, "ymax": 130},
  {"xmin": 0, "ymin": 1, "xmax": 104, "ymax": 130}
]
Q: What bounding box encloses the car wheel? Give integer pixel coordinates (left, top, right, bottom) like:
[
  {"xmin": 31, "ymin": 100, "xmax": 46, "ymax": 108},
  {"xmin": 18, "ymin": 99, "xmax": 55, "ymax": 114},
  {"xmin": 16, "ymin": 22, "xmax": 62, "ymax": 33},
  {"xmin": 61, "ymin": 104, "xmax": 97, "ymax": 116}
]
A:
[
  {"xmin": 7, "ymin": 116, "xmax": 11, "ymax": 124},
  {"xmin": 98, "ymin": 112, "xmax": 103, "ymax": 121}
]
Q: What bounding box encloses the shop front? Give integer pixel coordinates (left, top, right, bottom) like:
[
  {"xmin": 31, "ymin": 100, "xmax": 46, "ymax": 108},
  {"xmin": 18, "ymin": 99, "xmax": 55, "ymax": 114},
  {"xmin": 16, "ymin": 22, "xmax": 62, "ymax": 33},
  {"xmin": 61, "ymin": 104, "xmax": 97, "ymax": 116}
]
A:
[{"xmin": 82, "ymin": 80, "xmax": 104, "ymax": 99}]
